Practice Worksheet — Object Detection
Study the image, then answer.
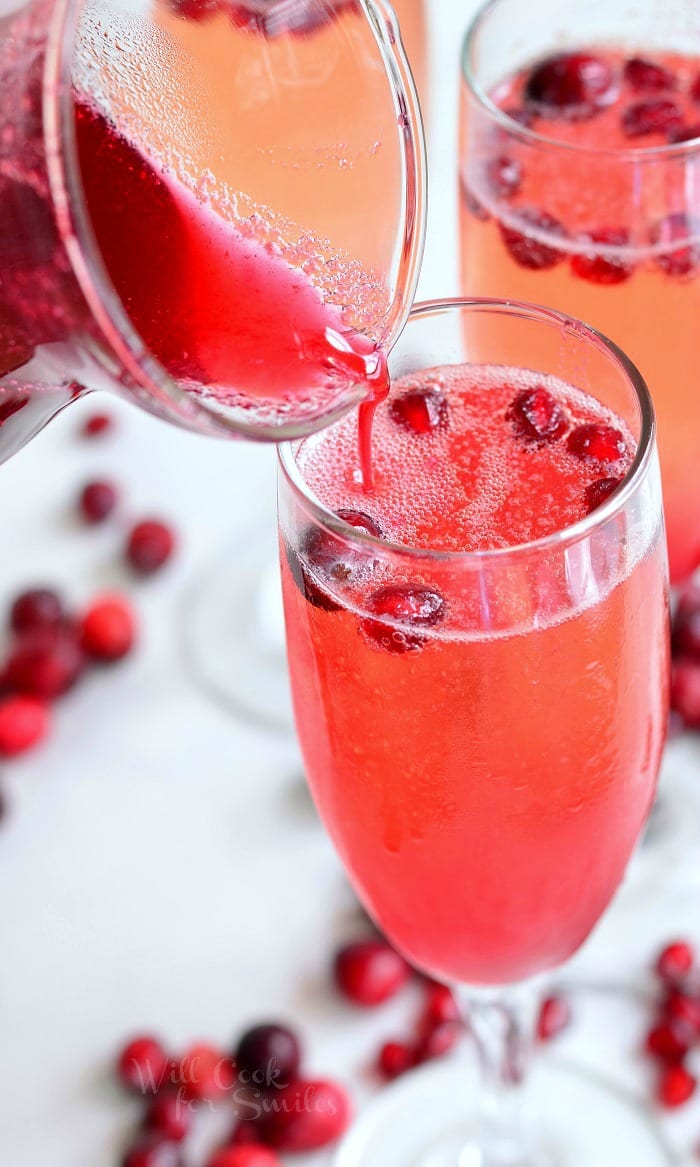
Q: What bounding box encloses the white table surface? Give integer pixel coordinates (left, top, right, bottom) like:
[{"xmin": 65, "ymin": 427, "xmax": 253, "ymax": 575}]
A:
[{"xmin": 1, "ymin": 3, "xmax": 700, "ymax": 1165}]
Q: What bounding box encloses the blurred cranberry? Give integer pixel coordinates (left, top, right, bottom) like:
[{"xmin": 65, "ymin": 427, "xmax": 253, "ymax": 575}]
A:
[
  {"xmin": 537, "ymin": 995, "xmax": 572, "ymax": 1042},
  {"xmin": 645, "ymin": 1022, "xmax": 693, "ymax": 1064},
  {"xmin": 650, "ymin": 213, "xmax": 700, "ymax": 277},
  {"xmin": 229, "ymin": 1122, "xmax": 264, "ymax": 1146},
  {"xmin": 656, "ymin": 1064, "xmax": 696, "ymax": 1108},
  {"xmin": 259, "ymin": 1078, "xmax": 352, "ymax": 1152},
  {"xmin": 207, "ymin": 1148, "xmax": 282, "ymax": 1167},
  {"xmin": 144, "ymin": 1093, "xmax": 193, "ymax": 1142},
  {"xmin": 416, "ymin": 1020, "xmax": 463, "ymax": 1063},
  {"xmin": 235, "ymin": 1024, "xmax": 301, "ymax": 1088},
  {"xmin": 671, "ymin": 660, "xmax": 700, "ymax": 729},
  {"xmin": 623, "ymin": 57, "xmax": 677, "ymax": 92},
  {"xmin": 524, "ymin": 52, "xmax": 615, "ymax": 118},
  {"xmin": 377, "ymin": 1040, "xmax": 416, "ymax": 1080},
  {"xmin": 665, "ymin": 989, "xmax": 700, "ymax": 1036},
  {"xmin": 5, "ymin": 626, "xmax": 85, "ymax": 699},
  {"xmin": 122, "ymin": 1138, "xmax": 184, "ymax": 1167},
  {"xmin": 127, "ymin": 520, "xmax": 176, "ymax": 575},
  {"xmin": 657, "ymin": 941, "xmax": 695, "ymax": 983},
  {"xmin": 117, "ymin": 1035, "xmax": 171, "ymax": 1095},
  {"xmin": 421, "ymin": 982, "xmax": 461, "ymax": 1029},
  {"xmin": 79, "ymin": 480, "xmax": 118, "ymax": 523},
  {"xmin": 82, "ymin": 412, "xmax": 114, "ymax": 438},
  {"xmin": 621, "ymin": 98, "xmax": 683, "ymax": 138},
  {"xmin": 177, "ymin": 1042, "xmax": 235, "ymax": 1101},
  {"xmin": 334, "ymin": 940, "xmax": 411, "ymax": 1006},
  {"xmin": 81, "ymin": 595, "xmax": 137, "ymax": 662},
  {"xmin": 0, "ymin": 695, "xmax": 49, "ymax": 757},
  {"xmin": 10, "ymin": 587, "xmax": 64, "ymax": 634}
]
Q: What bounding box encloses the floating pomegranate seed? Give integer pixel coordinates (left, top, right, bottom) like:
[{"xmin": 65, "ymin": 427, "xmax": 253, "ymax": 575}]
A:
[
  {"xmin": 377, "ymin": 1040, "xmax": 416, "ymax": 1080},
  {"xmin": 288, "ymin": 511, "xmax": 383, "ymax": 613},
  {"xmin": 284, "ymin": 543, "xmax": 341, "ymax": 614},
  {"xmin": 667, "ymin": 123, "xmax": 700, "ymax": 143},
  {"xmin": 82, "ymin": 412, "xmax": 113, "ymax": 438},
  {"xmin": 691, "ymin": 72, "xmax": 700, "ymax": 104},
  {"xmin": 235, "ymin": 1024, "xmax": 301, "ymax": 1088},
  {"xmin": 524, "ymin": 52, "xmax": 615, "ymax": 118},
  {"xmin": 584, "ymin": 476, "xmax": 624, "ymax": 514},
  {"xmin": 259, "ymin": 1078, "xmax": 352, "ymax": 1151},
  {"xmin": 0, "ymin": 694, "xmax": 49, "ymax": 757},
  {"xmin": 623, "ymin": 57, "xmax": 677, "ymax": 92},
  {"xmin": 117, "ymin": 1036, "xmax": 171, "ymax": 1095},
  {"xmin": 416, "ymin": 1020, "xmax": 463, "ymax": 1063},
  {"xmin": 422, "ymin": 982, "xmax": 461, "ymax": 1028},
  {"xmin": 127, "ymin": 520, "xmax": 176, "ymax": 575},
  {"xmin": 646, "ymin": 1022, "xmax": 693, "ymax": 1064},
  {"xmin": 499, "ymin": 208, "xmax": 567, "ymax": 270},
  {"xmin": 79, "ymin": 480, "xmax": 118, "ymax": 523},
  {"xmin": 657, "ymin": 941, "xmax": 695, "ymax": 983},
  {"xmin": 144, "ymin": 1094, "xmax": 192, "ymax": 1143},
  {"xmin": 507, "ymin": 385, "xmax": 568, "ymax": 443},
  {"xmin": 621, "ymin": 98, "xmax": 683, "ymax": 138},
  {"xmin": 486, "ymin": 155, "xmax": 523, "ymax": 199},
  {"xmin": 334, "ymin": 940, "xmax": 411, "ymax": 1006},
  {"xmin": 567, "ymin": 423, "xmax": 626, "ymax": 464},
  {"xmin": 671, "ymin": 659, "xmax": 700, "ymax": 729},
  {"xmin": 5, "ymin": 626, "xmax": 85, "ymax": 699},
  {"xmin": 571, "ymin": 227, "xmax": 634, "ymax": 285},
  {"xmin": 10, "ymin": 587, "xmax": 64, "ymax": 634},
  {"xmin": 657, "ymin": 1064, "xmax": 697, "ymax": 1108},
  {"xmin": 361, "ymin": 585, "xmax": 446, "ymax": 655},
  {"xmin": 537, "ymin": 995, "xmax": 572, "ymax": 1042},
  {"xmin": 389, "ymin": 384, "xmax": 449, "ymax": 435},
  {"xmin": 81, "ymin": 595, "xmax": 137, "ymax": 662},
  {"xmin": 207, "ymin": 1149, "xmax": 282, "ymax": 1167},
  {"xmin": 650, "ymin": 213, "xmax": 700, "ymax": 277},
  {"xmin": 665, "ymin": 989, "xmax": 700, "ymax": 1035},
  {"xmin": 122, "ymin": 1138, "xmax": 184, "ymax": 1167},
  {"xmin": 177, "ymin": 1042, "xmax": 235, "ymax": 1101},
  {"xmin": 168, "ymin": 0, "xmax": 219, "ymax": 19}
]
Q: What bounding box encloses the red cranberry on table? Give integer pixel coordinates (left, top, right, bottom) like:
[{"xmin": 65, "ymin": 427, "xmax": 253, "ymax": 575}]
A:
[
  {"xmin": 122, "ymin": 1137, "xmax": 184, "ymax": 1167},
  {"xmin": 645, "ymin": 1022, "xmax": 693, "ymax": 1064},
  {"xmin": 416, "ymin": 1020, "xmax": 463, "ymax": 1063},
  {"xmin": 656, "ymin": 1063, "xmax": 697, "ymax": 1108},
  {"xmin": 258, "ymin": 1077, "xmax": 352, "ymax": 1151},
  {"xmin": 144, "ymin": 1093, "xmax": 193, "ymax": 1143},
  {"xmin": 79, "ymin": 480, "xmax": 118, "ymax": 523},
  {"xmin": 235, "ymin": 1023, "xmax": 301, "ymax": 1087},
  {"xmin": 421, "ymin": 982, "xmax": 461, "ymax": 1028},
  {"xmin": 377, "ymin": 1040, "xmax": 416, "ymax": 1080},
  {"xmin": 10, "ymin": 587, "xmax": 64, "ymax": 634},
  {"xmin": 176, "ymin": 1042, "xmax": 235, "ymax": 1101},
  {"xmin": 0, "ymin": 694, "xmax": 49, "ymax": 757},
  {"xmin": 334, "ymin": 940, "xmax": 411, "ymax": 1006},
  {"xmin": 537, "ymin": 995, "xmax": 572, "ymax": 1042},
  {"xmin": 116, "ymin": 1035, "xmax": 171, "ymax": 1095},
  {"xmin": 81, "ymin": 412, "xmax": 113, "ymax": 438},
  {"xmin": 507, "ymin": 386, "xmax": 568, "ymax": 444},
  {"xmin": 81, "ymin": 595, "xmax": 137, "ymax": 662},
  {"xmin": 207, "ymin": 1148, "xmax": 282, "ymax": 1167},
  {"xmin": 524, "ymin": 52, "xmax": 616, "ymax": 118},
  {"xmin": 5, "ymin": 626, "xmax": 85, "ymax": 699},
  {"xmin": 657, "ymin": 941, "xmax": 695, "ymax": 983},
  {"xmin": 127, "ymin": 519, "xmax": 176, "ymax": 575},
  {"xmin": 665, "ymin": 989, "xmax": 700, "ymax": 1036}
]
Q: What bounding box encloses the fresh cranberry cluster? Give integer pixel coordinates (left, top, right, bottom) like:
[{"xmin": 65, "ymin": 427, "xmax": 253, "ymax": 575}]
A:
[{"xmin": 645, "ymin": 941, "xmax": 699, "ymax": 1109}]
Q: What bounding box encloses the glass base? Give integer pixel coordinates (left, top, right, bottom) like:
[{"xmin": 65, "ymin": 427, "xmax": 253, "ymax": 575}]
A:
[{"xmin": 335, "ymin": 1054, "xmax": 676, "ymax": 1167}]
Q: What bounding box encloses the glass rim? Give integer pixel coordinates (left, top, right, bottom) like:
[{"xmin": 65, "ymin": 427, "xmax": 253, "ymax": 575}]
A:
[
  {"xmin": 461, "ymin": 0, "xmax": 700, "ymax": 163},
  {"xmin": 278, "ymin": 296, "xmax": 657, "ymax": 566}
]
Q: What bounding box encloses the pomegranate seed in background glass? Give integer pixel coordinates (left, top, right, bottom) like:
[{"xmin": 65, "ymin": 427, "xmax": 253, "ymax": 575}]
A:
[{"xmin": 524, "ymin": 52, "xmax": 616, "ymax": 118}]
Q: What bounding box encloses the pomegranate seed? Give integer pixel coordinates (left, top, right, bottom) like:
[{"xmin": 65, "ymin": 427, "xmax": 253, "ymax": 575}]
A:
[
  {"xmin": 122, "ymin": 1138, "xmax": 184, "ymax": 1167},
  {"xmin": 79, "ymin": 480, "xmax": 118, "ymax": 523},
  {"xmin": 5, "ymin": 626, "xmax": 85, "ymax": 699},
  {"xmin": 81, "ymin": 595, "xmax": 137, "ymax": 662},
  {"xmin": 507, "ymin": 385, "xmax": 568, "ymax": 443},
  {"xmin": 584, "ymin": 476, "xmax": 624, "ymax": 513},
  {"xmin": 524, "ymin": 52, "xmax": 615, "ymax": 118},
  {"xmin": 567, "ymin": 423, "xmax": 626, "ymax": 464},
  {"xmin": 646, "ymin": 1022, "xmax": 692, "ymax": 1064},
  {"xmin": 334, "ymin": 940, "xmax": 411, "ymax": 1006},
  {"xmin": 571, "ymin": 227, "xmax": 634, "ymax": 285},
  {"xmin": 377, "ymin": 1040, "xmax": 416, "ymax": 1080},
  {"xmin": 127, "ymin": 520, "xmax": 176, "ymax": 575},
  {"xmin": 82, "ymin": 412, "xmax": 113, "ymax": 437},
  {"xmin": 657, "ymin": 1064, "xmax": 696, "ymax": 1108},
  {"xmin": 235, "ymin": 1024, "xmax": 301, "ymax": 1088},
  {"xmin": 664, "ymin": 989, "xmax": 700, "ymax": 1035},
  {"xmin": 422, "ymin": 982, "xmax": 461, "ymax": 1028},
  {"xmin": 667, "ymin": 123, "xmax": 700, "ymax": 144},
  {"xmin": 621, "ymin": 98, "xmax": 683, "ymax": 138},
  {"xmin": 691, "ymin": 73, "xmax": 700, "ymax": 104},
  {"xmin": 499, "ymin": 208, "xmax": 567, "ymax": 270},
  {"xmin": 486, "ymin": 155, "xmax": 523, "ymax": 199},
  {"xmin": 259, "ymin": 1078, "xmax": 352, "ymax": 1151},
  {"xmin": 168, "ymin": 0, "xmax": 219, "ymax": 18},
  {"xmin": 650, "ymin": 213, "xmax": 700, "ymax": 278},
  {"xmin": 623, "ymin": 57, "xmax": 676, "ymax": 92},
  {"xmin": 671, "ymin": 659, "xmax": 700, "ymax": 729},
  {"xmin": 389, "ymin": 385, "xmax": 449, "ymax": 435},
  {"xmin": 117, "ymin": 1036, "xmax": 171, "ymax": 1095},
  {"xmin": 10, "ymin": 587, "xmax": 64, "ymax": 634},
  {"xmin": 144, "ymin": 1094, "xmax": 193, "ymax": 1142},
  {"xmin": 207, "ymin": 1149, "xmax": 282, "ymax": 1167},
  {"xmin": 657, "ymin": 941, "xmax": 695, "ymax": 983},
  {"xmin": 537, "ymin": 995, "xmax": 572, "ymax": 1042},
  {"xmin": 287, "ymin": 510, "xmax": 382, "ymax": 613},
  {"xmin": 361, "ymin": 585, "xmax": 446, "ymax": 654},
  {"xmin": 416, "ymin": 1020, "xmax": 463, "ymax": 1063},
  {"xmin": 0, "ymin": 695, "xmax": 49, "ymax": 757}
]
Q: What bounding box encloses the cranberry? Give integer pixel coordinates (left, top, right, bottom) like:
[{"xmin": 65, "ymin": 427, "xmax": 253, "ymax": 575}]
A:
[
  {"xmin": 144, "ymin": 1094, "xmax": 192, "ymax": 1142},
  {"xmin": 5, "ymin": 626, "xmax": 85, "ymax": 699},
  {"xmin": 377, "ymin": 1040, "xmax": 416, "ymax": 1080},
  {"xmin": 507, "ymin": 385, "xmax": 568, "ymax": 443},
  {"xmin": 117, "ymin": 1036, "xmax": 171, "ymax": 1095},
  {"xmin": 650, "ymin": 213, "xmax": 700, "ymax": 278},
  {"xmin": 567, "ymin": 423, "xmax": 626, "ymax": 464},
  {"xmin": 284, "ymin": 543, "xmax": 341, "ymax": 613},
  {"xmin": 667, "ymin": 123, "xmax": 700, "ymax": 144},
  {"xmin": 665, "ymin": 989, "xmax": 700, "ymax": 1035},
  {"xmin": 389, "ymin": 384, "xmax": 449, "ymax": 435},
  {"xmin": 499, "ymin": 208, "xmax": 567, "ymax": 270},
  {"xmin": 416, "ymin": 1020, "xmax": 463, "ymax": 1063},
  {"xmin": 422, "ymin": 983, "xmax": 461, "ymax": 1028},
  {"xmin": 177, "ymin": 1042, "xmax": 235, "ymax": 1101},
  {"xmin": 0, "ymin": 694, "xmax": 49, "ymax": 757},
  {"xmin": 235, "ymin": 1024, "xmax": 301, "ymax": 1088},
  {"xmin": 537, "ymin": 995, "xmax": 572, "ymax": 1042},
  {"xmin": 584, "ymin": 476, "xmax": 624, "ymax": 513},
  {"xmin": 122, "ymin": 1138, "xmax": 184, "ymax": 1167},
  {"xmin": 645, "ymin": 1022, "xmax": 692, "ymax": 1064},
  {"xmin": 361, "ymin": 585, "xmax": 446, "ymax": 654},
  {"xmin": 657, "ymin": 941, "xmax": 695, "ymax": 983},
  {"xmin": 691, "ymin": 72, "xmax": 700, "ymax": 104},
  {"xmin": 524, "ymin": 52, "xmax": 615, "ymax": 118},
  {"xmin": 10, "ymin": 587, "xmax": 64, "ymax": 634},
  {"xmin": 82, "ymin": 412, "xmax": 113, "ymax": 437},
  {"xmin": 79, "ymin": 480, "xmax": 118, "ymax": 523},
  {"xmin": 81, "ymin": 595, "xmax": 137, "ymax": 662},
  {"xmin": 621, "ymin": 98, "xmax": 683, "ymax": 138},
  {"xmin": 671, "ymin": 659, "xmax": 700, "ymax": 729},
  {"xmin": 207, "ymin": 1150, "xmax": 282, "ymax": 1167},
  {"xmin": 486, "ymin": 155, "xmax": 523, "ymax": 199},
  {"xmin": 657, "ymin": 1064, "xmax": 696, "ymax": 1108},
  {"xmin": 127, "ymin": 520, "xmax": 176, "ymax": 575},
  {"xmin": 229, "ymin": 1122, "xmax": 264, "ymax": 1146},
  {"xmin": 259, "ymin": 1078, "xmax": 352, "ymax": 1151},
  {"xmin": 571, "ymin": 227, "xmax": 634, "ymax": 285},
  {"xmin": 168, "ymin": 0, "xmax": 220, "ymax": 18},
  {"xmin": 287, "ymin": 510, "xmax": 382, "ymax": 613},
  {"xmin": 623, "ymin": 57, "xmax": 676, "ymax": 92},
  {"xmin": 334, "ymin": 940, "xmax": 411, "ymax": 1006}
]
